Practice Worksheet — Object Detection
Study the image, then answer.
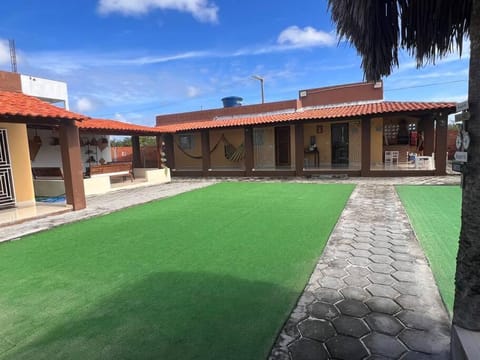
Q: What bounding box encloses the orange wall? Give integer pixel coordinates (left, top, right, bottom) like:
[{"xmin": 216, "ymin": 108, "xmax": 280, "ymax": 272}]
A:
[
  {"xmin": 2, "ymin": 123, "xmax": 35, "ymax": 205},
  {"xmin": 304, "ymin": 120, "xmax": 361, "ymax": 165}
]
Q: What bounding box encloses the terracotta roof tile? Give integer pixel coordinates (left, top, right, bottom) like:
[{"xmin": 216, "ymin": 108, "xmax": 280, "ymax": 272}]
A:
[
  {"xmin": 0, "ymin": 90, "xmax": 84, "ymax": 120},
  {"xmin": 79, "ymin": 118, "xmax": 161, "ymax": 134},
  {"xmin": 155, "ymin": 101, "xmax": 456, "ymax": 133}
]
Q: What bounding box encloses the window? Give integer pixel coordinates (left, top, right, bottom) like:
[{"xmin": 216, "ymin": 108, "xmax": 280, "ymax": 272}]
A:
[
  {"xmin": 384, "ymin": 124, "xmax": 400, "ymax": 144},
  {"xmin": 179, "ymin": 134, "xmax": 194, "ymax": 150}
]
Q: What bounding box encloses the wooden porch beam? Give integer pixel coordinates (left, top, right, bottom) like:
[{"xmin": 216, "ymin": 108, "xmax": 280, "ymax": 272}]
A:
[
  {"xmin": 434, "ymin": 114, "xmax": 448, "ymax": 175},
  {"xmin": 131, "ymin": 135, "xmax": 142, "ymax": 168},
  {"xmin": 59, "ymin": 120, "xmax": 86, "ymax": 210},
  {"xmin": 244, "ymin": 127, "xmax": 254, "ymax": 176},
  {"xmin": 361, "ymin": 117, "xmax": 372, "ymax": 176},
  {"xmin": 201, "ymin": 130, "xmax": 210, "ymax": 176},
  {"xmin": 295, "ymin": 123, "xmax": 304, "ymax": 176},
  {"xmin": 163, "ymin": 133, "xmax": 175, "ymax": 170}
]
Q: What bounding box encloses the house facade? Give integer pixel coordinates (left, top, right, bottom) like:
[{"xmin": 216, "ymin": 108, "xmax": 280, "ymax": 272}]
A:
[
  {"xmin": 156, "ymin": 82, "xmax": 456, "ymax": 177},
  {"xmin": 0, "ymin": 70, "xmax": 168, "ymax": 215},
  {"xmin": 0, "ymin": 89, "xmax": 86, "ymax": 210}
]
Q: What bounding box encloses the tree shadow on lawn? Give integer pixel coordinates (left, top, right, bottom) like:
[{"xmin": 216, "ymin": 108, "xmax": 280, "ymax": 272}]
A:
[{"xmin": 4, "ymin": 272, "xmax": 296, "ymax": 360}]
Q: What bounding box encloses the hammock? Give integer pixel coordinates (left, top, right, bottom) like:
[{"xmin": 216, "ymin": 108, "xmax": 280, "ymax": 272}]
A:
[{"xmin": 175, "ymin": 134, "xmax": 245, "ymax": 162}]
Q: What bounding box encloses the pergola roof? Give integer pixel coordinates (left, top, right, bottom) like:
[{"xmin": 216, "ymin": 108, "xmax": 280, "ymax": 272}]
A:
[
  {"xmin": 156, "ymin": 101, "xmax": 456, "ymax": 133},
  {"xmin": 78, "ymin": 118, "xmax": 162, "ymax": 135}
]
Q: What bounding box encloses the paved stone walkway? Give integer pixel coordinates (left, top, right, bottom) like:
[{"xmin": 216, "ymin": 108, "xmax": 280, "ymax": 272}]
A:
[
  {"xmin": 269, "ymin": 183, "xmax": 453, "ymax": 360},
  {"xmin": 0, "ymin": 179, "xmax": 217, "ymax": 243}
]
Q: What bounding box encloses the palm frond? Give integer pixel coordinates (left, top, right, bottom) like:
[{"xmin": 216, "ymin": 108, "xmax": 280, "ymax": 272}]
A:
[{"xmin": 328, "ymin": 0, "xmax": 472, "ymax": 80}]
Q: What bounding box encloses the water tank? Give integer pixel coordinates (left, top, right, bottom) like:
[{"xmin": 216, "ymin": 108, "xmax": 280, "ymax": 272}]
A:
[{"xmin": 221, "ymin": 96, "xmax": 243, "ymax": 108}]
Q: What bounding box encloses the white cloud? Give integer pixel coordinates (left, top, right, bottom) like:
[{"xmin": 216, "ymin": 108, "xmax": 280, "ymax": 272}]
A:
[
  {"xmin": 0, "ymin": 39, "xmax": 11, "ymax": 65},
  {"xmin": 186, "ymin": 85, "xmax": 200, "ymax": 98},
  {"xmin": 277, "ymin": 26, "xmax": 336, "ymax": 48},
  {"xmin": 114, "ymin": 112, "xmax": 129, "ymax": 122},
  {"xmin": 76, "ymin": 97, "xmax": 96, "ymax": 112},
  {"xmin": 97, "ymin": 0, "xmax": 218, "ymax": 23}
]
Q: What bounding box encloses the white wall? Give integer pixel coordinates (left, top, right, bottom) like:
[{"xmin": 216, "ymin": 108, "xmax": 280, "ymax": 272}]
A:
[
  {"xmin": 28, "ymin": 128, "xmax": 63, "ymax": 167},
  {"xmin": 21, "ymin": 75, "xmax": 69, "ymax": 109},
  {"xmin": 28, "ymin": 129, "xmax": 113, "ymax": 172}
]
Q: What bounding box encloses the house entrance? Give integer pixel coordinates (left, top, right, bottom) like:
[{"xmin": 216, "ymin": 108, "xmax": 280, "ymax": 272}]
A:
[
  {"xmin": 275, "ymin": 126, "xmax": 291, "ymax": 166},
  {"xmin": 0, "ymin": 129, "xmax": 15, "ymax": 209},
  {"xmin": 331, "ymin": 123, "xmax": 349, "ymax": 166}
]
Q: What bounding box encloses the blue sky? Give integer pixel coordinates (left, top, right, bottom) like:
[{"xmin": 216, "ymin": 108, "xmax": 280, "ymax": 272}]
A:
[{"xmin": 0, "ymin": 0, "xmax": 469, "ymax": 126}]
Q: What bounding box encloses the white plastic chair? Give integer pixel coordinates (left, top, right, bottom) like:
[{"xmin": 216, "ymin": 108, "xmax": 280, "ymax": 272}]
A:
[{"xmin": 385, "ymin": 151, "xmax": 399, "ymax": 166}]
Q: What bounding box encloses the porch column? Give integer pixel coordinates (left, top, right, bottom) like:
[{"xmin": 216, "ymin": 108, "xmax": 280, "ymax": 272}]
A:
[
  {"xmin": 132, "ymin": 135, "xmax": 142, "ymax": 168},
  {"xmin": 295, "ymin": 123, "xmax": 304, "ymax": 176},
  {"xmin": 361, "ymin": 117, "xmax": 371, "ymax": 176},
  {"xmin": 421, "ymin": 116, "xmax": 435, "ymax": 156},
  {"xmin": 201, "ymin": 130, "xmax": 210, "ymax": 176},
  {"xmin": 163, "ymin": 133, "xmax": 175, "ymax": 169},
  {"xmin": 244, "ymin": 126, "xmax": 254, "ymax": 176},
  {"xmin": 59, "ymin": 120, "xmax": 86, "ymax": 210},
  {"xmin": 434, "ymin": 114, "xmax": 448, "ymax": 175},
  {"xmin": 156, "ymin": 135, "xmax": 162, "ymax": 168}
]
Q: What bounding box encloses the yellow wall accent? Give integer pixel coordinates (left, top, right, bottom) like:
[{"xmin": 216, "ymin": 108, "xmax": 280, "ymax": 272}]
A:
[
  {"xmin": 173, "ymin": 133, "xmax": 202, "ymax": 169},
  {"xmin": 304, "ymin": 120, "xmax": 362, "ymax": 165},
  {"xmin": 2, "ymin": 123, "xmax": 35, "ymax": 205},
  {"xmin": 209, "ymin": 129, "xmax": 245, "ymax": 169},
  {"xmin": 370, "ymin": 117, "xmax": 384, "ymax": 165},
  {"xmin": 304, "ymin": 123, "xmax": 331, "ymax": 163}
]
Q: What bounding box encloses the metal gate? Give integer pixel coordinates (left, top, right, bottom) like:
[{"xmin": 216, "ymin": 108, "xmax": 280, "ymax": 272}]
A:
[{"xmin": 0, "ymin": 129, "xmax": 15, "ymax": 209}]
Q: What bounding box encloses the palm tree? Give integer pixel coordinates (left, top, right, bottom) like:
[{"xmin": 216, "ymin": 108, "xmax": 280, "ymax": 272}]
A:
[{"xmin": 328, "ymin": 0, "xmax": 477, "ymax": 330}]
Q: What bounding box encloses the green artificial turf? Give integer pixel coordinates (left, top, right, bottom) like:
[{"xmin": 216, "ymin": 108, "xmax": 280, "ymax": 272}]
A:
[
  {"xmin": 0, "ymin": 182, "xmax": 353, "ymax": 360},
  {"xmin": 396, "ymin": 185, "xmax": 461, "ymax": 314}
]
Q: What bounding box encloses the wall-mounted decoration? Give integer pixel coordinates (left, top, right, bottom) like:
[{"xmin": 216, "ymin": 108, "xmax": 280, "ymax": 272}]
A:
[
  {"xmin": 316, "ymin": 125, "xmax": 323, "ymax": 134},
  {"xmin": 98, "ymin": 138, "xmax": 109, "ymax": 151},
  {"xmin": 28, "ymin": 130, "xmax": 42, "ymax": 161}
]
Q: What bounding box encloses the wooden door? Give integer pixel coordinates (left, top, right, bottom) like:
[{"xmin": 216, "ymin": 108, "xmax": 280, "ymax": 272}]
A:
[{"xmin": 275, "ymin": 126, "xmax": 291, "ymax": 166}]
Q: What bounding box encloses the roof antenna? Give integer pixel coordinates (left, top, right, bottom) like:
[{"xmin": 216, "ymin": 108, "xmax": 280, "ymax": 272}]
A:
[{"xmin": 9, "ymin": 39, "xmax": 18, "ymax": 73}]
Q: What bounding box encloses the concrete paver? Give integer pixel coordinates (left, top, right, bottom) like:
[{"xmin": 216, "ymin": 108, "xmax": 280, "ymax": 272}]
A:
[{"xmin": 0, "ymin": 179, "xmax": 217, "ymax": 243}]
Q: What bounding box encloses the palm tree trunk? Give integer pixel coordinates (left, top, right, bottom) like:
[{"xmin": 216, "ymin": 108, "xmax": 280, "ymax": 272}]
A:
[{"xmin": 452, "ymin": 0, "xmax": 480, "ymax": 330}]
